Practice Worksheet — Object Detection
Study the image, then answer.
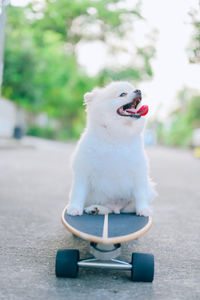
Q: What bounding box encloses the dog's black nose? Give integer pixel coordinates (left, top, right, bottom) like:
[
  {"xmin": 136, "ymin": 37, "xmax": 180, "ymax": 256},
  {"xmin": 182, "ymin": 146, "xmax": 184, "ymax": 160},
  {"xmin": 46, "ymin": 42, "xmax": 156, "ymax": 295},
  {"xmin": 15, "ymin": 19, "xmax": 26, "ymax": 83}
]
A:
[{"xmin": 134, "ymin": 89, "xmax": 141, "ymax": 95}]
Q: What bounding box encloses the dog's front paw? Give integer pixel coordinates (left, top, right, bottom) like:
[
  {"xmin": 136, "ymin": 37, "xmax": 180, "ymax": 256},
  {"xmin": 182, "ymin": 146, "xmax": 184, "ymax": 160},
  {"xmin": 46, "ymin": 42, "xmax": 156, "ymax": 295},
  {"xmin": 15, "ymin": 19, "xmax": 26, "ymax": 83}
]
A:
[
  {"xmin": 67, "ymin": 205, "xmax": 83, "ymax": 216},
  {"xmin": 136, "ymin": 205, "xmax": 152, "ymax": 217}
]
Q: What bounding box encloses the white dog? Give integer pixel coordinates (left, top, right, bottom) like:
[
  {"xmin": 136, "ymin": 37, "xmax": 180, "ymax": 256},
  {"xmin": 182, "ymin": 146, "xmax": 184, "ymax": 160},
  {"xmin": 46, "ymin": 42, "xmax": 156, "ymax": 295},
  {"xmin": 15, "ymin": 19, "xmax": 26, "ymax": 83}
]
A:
[{"xmin": 67, "ymin": 81, "xmax": 156, "ymax": 216}]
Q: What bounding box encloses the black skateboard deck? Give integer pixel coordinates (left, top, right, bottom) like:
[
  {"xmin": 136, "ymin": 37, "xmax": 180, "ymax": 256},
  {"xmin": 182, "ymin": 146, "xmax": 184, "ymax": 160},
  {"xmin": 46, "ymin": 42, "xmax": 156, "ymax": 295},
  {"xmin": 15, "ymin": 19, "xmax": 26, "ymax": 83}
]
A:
[{"xmin": 62, "ymin": 206, "xmax": 152, "ymax": 244}]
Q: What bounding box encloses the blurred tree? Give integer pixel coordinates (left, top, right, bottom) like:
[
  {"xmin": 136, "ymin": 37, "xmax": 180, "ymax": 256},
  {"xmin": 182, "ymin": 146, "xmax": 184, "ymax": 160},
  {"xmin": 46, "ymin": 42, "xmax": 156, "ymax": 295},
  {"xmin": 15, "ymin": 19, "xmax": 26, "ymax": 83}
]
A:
[
  {"xmin": 160, "ymin": 87, "xmax": 200, "ymax": 147},
  {"xmin": 188, "ymin": 2, "xmax": 200, "ymax": 64},
  {"xmin": 156, "ymin": 3, "xmax": 200, "ymax": 148},
  {"xmin": 2, "ymin": 0, "xmax": 155, "ymax": 139}
]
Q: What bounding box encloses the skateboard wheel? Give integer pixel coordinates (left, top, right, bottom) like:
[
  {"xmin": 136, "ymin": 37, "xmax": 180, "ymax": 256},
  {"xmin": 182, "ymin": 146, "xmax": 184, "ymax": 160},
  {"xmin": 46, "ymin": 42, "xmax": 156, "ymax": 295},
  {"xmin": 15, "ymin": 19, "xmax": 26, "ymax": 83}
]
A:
[
  {"xmin": 55, "ymin": 249, "xmax": 79, "ymax": 278},
  {"xmin": 131, "ymin": 253, "xmax": 154, "ymax": 282}
]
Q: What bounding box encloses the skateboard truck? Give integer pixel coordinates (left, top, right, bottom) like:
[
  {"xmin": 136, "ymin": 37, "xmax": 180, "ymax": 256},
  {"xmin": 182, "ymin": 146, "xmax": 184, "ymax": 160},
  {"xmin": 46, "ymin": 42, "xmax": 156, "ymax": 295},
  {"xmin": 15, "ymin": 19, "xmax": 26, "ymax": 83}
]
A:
[
  {"xmin": 56, "ymin": 241, "xmax": 154, "ymax": 281},
  {"xmin": 78, "ymin": 242, "xmax": 132, "ymax": 270}
]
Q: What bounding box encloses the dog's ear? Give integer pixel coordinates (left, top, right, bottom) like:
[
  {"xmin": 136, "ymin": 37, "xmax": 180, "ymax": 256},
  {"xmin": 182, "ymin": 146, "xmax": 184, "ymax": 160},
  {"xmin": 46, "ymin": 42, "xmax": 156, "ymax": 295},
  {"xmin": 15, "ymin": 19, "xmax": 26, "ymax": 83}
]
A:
[
  {"xmin": 84, "ymin": 87, "xmax": 101, "ymax": 105},
  {"xmin": 83, "ymin": 92, "xmax": 93, "ymax": 105}
]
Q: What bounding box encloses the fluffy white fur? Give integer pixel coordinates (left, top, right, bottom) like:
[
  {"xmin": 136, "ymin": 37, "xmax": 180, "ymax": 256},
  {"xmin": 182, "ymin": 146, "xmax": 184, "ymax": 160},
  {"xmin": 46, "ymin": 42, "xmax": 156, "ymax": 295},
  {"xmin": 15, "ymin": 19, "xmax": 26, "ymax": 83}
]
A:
[{"xmin": 67, "ymin": 81, "xmax": 156, "ymax": 216}]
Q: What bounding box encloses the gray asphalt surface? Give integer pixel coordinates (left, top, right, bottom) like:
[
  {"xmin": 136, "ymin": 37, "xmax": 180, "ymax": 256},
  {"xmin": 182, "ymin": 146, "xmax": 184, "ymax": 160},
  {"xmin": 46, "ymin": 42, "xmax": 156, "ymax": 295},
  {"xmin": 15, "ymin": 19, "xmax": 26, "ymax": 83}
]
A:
[{"xmin": 0, "ymin": 138, "xmax": 200, "ymax": 300}]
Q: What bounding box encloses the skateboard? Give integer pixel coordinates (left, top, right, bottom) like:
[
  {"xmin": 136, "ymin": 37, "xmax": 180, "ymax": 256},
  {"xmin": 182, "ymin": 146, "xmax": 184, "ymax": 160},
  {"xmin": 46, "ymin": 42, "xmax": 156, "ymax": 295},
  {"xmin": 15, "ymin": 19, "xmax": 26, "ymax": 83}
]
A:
[{"xmin": 55, "ymin": 205, "xmax": 154, "ymax": 282}]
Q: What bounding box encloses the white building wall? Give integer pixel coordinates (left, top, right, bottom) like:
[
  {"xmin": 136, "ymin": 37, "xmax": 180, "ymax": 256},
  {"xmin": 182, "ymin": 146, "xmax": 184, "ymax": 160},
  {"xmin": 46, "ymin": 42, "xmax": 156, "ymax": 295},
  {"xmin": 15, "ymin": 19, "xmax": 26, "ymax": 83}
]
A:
[
  {"xmin": 0, "ymin": 96, "xmax": 60, "ymax": 138},
  {"xmin": 0, "ymin": 97, "xmax": 17, "ymax": 137}
]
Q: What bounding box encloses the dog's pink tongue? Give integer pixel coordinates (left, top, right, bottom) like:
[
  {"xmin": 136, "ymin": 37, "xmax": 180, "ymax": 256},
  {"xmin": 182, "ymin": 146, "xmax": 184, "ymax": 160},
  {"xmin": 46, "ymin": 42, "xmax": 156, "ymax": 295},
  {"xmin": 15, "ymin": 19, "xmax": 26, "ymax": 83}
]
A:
[
  {"xmin": 137, "ymin": 105, "xmax": 149, "ymax": 116},
  {"xmin": 126, "ymin": 105, "xmax": 149, "ymax": 116}
]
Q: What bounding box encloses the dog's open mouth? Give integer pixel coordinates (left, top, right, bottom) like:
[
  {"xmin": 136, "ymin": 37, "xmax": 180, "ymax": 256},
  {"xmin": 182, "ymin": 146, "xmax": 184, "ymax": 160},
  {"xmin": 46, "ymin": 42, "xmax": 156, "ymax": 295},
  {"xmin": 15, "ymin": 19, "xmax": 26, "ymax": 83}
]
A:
[{"xmin": 117, "ymin": 96, "xmax": 148, "ymax": 118}]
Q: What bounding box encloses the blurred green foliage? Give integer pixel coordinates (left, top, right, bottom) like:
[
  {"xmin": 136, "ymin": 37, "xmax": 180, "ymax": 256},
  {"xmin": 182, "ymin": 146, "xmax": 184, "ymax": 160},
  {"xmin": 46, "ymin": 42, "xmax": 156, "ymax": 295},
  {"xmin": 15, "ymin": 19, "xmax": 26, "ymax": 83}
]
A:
[
  {"xmin": 188, "ymin": 2, "xmax": 200, "ymax": 64},
  {"xmin": 26, "ymin": 125, "xmax": 56, "ymax": 139},
  {"xmin": 158, "ymin": 4, "xmax": 200, "ymax": 148},
  {"xmin": 158, "ymin": 88, "xmax": 200, "ymax": 147},
  {"xmin": 159, "ymin": 4, "xmax": 200, "ymax": 148},
  {"xmin": 2, "ymin": 0, "xmax": 155, "ymax": 139}
]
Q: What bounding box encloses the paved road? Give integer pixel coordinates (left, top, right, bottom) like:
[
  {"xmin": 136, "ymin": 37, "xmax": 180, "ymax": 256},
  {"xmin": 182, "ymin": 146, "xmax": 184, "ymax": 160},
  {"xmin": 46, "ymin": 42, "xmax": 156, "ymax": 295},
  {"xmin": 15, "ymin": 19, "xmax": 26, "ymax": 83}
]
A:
[{"xmin": 0, "ymin": 138, "xmax": 200, "ymax": 300}]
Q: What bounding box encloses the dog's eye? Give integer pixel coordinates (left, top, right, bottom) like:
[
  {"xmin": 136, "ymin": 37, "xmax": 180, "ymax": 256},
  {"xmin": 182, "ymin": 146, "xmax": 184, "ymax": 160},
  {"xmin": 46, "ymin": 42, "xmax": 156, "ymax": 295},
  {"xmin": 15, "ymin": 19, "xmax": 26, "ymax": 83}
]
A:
[{"xmin": 119, "ymin": 92, "xmax": 127, "ymax": 97}]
